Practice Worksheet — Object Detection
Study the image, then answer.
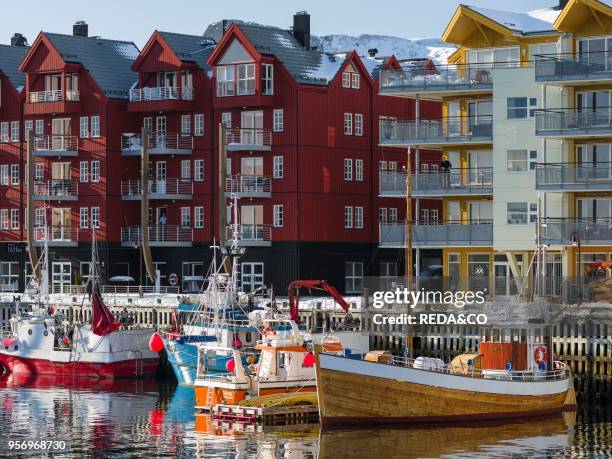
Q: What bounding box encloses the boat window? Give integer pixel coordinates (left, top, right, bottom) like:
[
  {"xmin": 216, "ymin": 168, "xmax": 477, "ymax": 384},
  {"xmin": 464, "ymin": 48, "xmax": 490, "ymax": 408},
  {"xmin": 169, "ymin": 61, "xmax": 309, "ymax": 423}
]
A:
[
  {"xmin": 245, "ymin": 332, "xmax": 252, "ymax": 343},
  {"xmin": 279, "ymin": 352, "xmax": 287, "ymax": 368}
]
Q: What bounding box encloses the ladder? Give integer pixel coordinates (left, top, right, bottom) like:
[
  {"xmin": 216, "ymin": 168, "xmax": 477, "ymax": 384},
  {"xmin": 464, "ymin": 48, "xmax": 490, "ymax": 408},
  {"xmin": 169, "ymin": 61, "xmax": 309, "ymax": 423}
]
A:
[{"xmin": 205, "ymin": 387, "xmax": 216, "ymax": 409}]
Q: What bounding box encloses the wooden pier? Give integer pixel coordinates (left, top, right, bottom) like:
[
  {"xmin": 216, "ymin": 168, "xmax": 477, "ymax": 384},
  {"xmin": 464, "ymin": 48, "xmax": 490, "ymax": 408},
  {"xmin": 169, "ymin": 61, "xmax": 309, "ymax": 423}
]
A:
[{"xmin": 211, "ymin": 403, "xmax": 319, "ymax": 426}]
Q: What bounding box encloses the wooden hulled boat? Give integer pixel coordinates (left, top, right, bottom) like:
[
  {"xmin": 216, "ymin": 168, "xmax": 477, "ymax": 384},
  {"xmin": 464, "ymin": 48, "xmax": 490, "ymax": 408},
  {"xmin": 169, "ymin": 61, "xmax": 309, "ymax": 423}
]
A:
[{"xmin": 315, "ymin": 326, "xmax": 574, "ymax": 427}]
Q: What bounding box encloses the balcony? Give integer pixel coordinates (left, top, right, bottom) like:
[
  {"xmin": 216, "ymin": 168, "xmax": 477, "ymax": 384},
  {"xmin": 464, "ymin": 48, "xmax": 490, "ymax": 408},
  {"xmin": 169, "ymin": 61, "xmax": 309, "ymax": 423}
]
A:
[
  {"xmin": 535, "ymin": 52, "xmax": 612, "ymax": 84},
  {"xmin": 121, "ymin": 225, "xmax": 193, "ymax": 247},
  {"xmin": 225, "ymin": 224, "xmax": 272, "ymax": 247},
  {"xmin": 32, "ymin": 180, "xmax": 78, "ymax": 201},
  {"xmin": 379, "ymin": 62, "xmax": 498, "ymax": 98},
  {"xmin": 380, "ymin": 117, "xmax": 493, "ymax": 147},
  {"xmin": 128, "ymin": 86, "xmax": 195, "ymax": 112},
  {"xmin": 121, "ymin": 179, "xmax": 193, "ymax": 200},
  {"xmin": 25, "ymin": 90, "xmax": 81, "ymax": 115},
  {"xmin": 380, "ymin": 169, "xmax": 493, "ymax": 197},
  {"xmin": 379, "ymin": 221, "xmax": 493, "ymax": 248},
  {"xmin": 225, "ymin": 175, "xmax": 271, "ymax": 198},
  {"xmin": 536, "ymin": 163, "xmax": 612, "ymax": 191},
  {"xmin": 535, "ymin": 108, "xmax": 612, "ymax": 138},
  {"xmin": 121, "ymin": 132, "xmax": 193, "ymax": 156},
  {"xmin": 33, "ymin": 135, "xmax": 79, "ymax": 157},
  {"xmin": 33, "ymin": 226, "xmax": 78, "ymax": 247},
  {"xmin": 225, "ymin": 129, "xmax": 272, "ymax": 151},
  {"xmin": 541, "ymin": 218, "xmax": 612, "ymax": 246}
]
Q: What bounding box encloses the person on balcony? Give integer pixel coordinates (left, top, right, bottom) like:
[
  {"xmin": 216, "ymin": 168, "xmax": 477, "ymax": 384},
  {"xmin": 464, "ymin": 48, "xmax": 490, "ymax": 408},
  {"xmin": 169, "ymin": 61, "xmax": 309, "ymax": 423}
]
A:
[
  {"xmin": 158, "ymin": 210, "xmax": 167, "ymax": 242},
  {"xmin": 440, "ymin": 155, "xmax": 452, "ymax": 188}
]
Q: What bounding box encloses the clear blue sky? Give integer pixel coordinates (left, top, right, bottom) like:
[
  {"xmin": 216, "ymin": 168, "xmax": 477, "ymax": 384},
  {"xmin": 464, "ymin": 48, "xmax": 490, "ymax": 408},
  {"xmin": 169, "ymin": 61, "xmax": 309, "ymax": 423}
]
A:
[{"xmin": 5, "ymin": 0, "xmax": 557, "ymax": 48}]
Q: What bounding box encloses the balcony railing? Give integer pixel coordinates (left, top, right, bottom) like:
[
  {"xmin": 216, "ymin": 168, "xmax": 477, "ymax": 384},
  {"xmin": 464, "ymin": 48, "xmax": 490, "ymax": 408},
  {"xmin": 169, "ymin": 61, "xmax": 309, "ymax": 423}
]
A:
[
  {"xmin": 380, "ymin": 61, "xmax": 505, "ymax": 94},
  {"xmin": 541, "ymin": 218, "xmax": 612, "ymax": 246},
  {"xmin": 121, "ymin": 179, "xmax": 193, "ymax": 199},
  {"xmin": 28, "ymin": 90, "xmax": 80, "ymax": 103},
  {"xmin": 225, "ymin": 129, "xmax": 272, "ymax": 151},
  {"xmin": 121, "ymin": 132, "xmax": 193, "ymax": 155},
  {"xmin": 536, "ymin": 163, "xmax": 612, "ymax": 191},
  {"xmin": 380, "ymin": 116, "xmax": 493, "ymax": 145},
  {"xmin": 34, "ymin": 226, "xmax": 79, "ymax": 245},
  {"xmin": 121, "ymin": 225, "xmax": 193, "ymax": 246},
  {"xmin": 33, "ymin": 135, "xmax": 79, "ymax": 155},
  {"xmin": 379, "ymin": 221, "xmax": 493, "ymax": 248},
  {"xmin": 225, "ymin": 175, "xmax": 271, "ymax": 195},
  {"xmin": 535, "ymin": 108, "xmax": 612, "ymax": 137},
  {"xmin": 535, "ymin": 51, "xmax": 612, "ymax": 82},
  {"xmin": 379, "ymin": 169, "xmax": 493, "ymax": 196},
  {"xmin": 226, "ymin": 224, "xmax": 272, "ymax": 245},
  {"xmin": 33, "ymin": 180, "xmax": 78, "ymax": 199},
  {"xmin": 129, "ymin": 86, "xmax": 195, "ymax": 102}
]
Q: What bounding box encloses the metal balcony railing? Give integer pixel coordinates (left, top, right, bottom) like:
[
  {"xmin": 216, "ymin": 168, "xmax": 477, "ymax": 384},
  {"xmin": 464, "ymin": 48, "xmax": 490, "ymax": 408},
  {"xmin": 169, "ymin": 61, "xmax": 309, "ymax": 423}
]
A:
[
  {"xmin": 120, "ymin": 132, "xmax": 193, "ymax": 153},
  {"xmin": 226, "ymin": 224, "xmax": 272, "ymax": 242},
  {"xmin": 225, "ymin": 175, "xmax": 271, "ymax": 194},
  {"xmin": 121, "ymin": 179, "xmax": 193, "ymax": 197},
  {"xmin": 129, "ymin": 86, "xmax": 195, "ymax": 102},
  {"xmin": 535, "ymin": 51, "xmax": 612, "ymax": 82},
  {"xmin": 225, "ymin": 129, "xmax": 272, "ymax": 149},
  {"xmin": 33, "ymin": 180, "xmax": 78, "ymax": 198},
  {"xmin": 380, "ymin": 116, "xmax": 493, "ymax": 145},
  {"xmin": 536, "ymin": 163, "xmax": 612, "ymax": 191},
  {"xmin": 379, "ymin": 221, "xmax": 493, "ymax": 248},
  {"xmin": 379, "ymin": 169, "xmax": 493, "ymax": 196},
  {"xmin": 535, "ymin": 108, "xmax": 612, "ymax": 136},
  {"xmin": 380, "ymin": 61, "xmax": 511, "ymax": 93},
  {"xmin": 28, "ymin": 90, "xmax": 79, "ymax": 102},
  {"xmin": 121, "ymin": 225, "xmax": 193, "ymax": 244},
  {"xmin": 33, "ymin": 135, "xmax": 79, "ymax": 153},
  {"xmin": 540, "ymin": 218, "xmax": 612, "ymax": 246},
  {"xmin": 34, "ymin": 226, "xmax": 79, "ymax": 243}
]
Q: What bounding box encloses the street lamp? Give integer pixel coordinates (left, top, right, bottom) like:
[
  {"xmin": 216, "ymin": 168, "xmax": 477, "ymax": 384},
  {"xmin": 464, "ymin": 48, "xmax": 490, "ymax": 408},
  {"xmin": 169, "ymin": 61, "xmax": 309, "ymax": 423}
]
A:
[{"xmin": 570, "ymin": 231, "xmax": 582, "ymax": 306}]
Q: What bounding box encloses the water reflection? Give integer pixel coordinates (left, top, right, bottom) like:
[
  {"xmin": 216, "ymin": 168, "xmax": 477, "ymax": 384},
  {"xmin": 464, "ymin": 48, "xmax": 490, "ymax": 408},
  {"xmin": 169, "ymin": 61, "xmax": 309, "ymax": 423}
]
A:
[{"xmin": 0, "ymin": 374, "xmax": 609, "ymax": 458}]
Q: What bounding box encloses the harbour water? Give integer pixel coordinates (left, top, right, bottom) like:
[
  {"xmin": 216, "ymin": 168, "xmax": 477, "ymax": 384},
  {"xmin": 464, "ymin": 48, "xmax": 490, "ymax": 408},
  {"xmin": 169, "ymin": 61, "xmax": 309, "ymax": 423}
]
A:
[{"xmin": 0, "ymin": 375, "xmax": 609, "ymax": 458}]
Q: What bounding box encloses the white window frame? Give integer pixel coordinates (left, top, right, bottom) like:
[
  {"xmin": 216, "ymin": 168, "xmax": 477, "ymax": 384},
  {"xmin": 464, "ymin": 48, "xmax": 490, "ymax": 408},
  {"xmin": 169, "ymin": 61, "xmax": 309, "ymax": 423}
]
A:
[
  {"xmin": 10, "ymin": 121, "xmax": 19, "ymax": 142},
  {"xmin": 10, "ymin": 209, "xmax": 18, "ymax": 230},
  {"xmin": 344, "ymin": 113, "xmax": 353, "ymax": 135},
  {"xmin": 181, "ymin": 115, "xmax": 191, "ymax": 136},
  {"xmin": 355, "ymin": 206, "xmax": 364, "ymax": 229},
  {"xmin": 194, "ymin": 206, "xmax": 204, "ymax": 228},
  {"xmin": 91, "ymin": 161, "xmax": 100, "ymax": 182},
  {"xmin": 345, "ymin": 261, "xmax": 363, "ymax": 294},
  {"xmin": 79, "ymin": 207, "xmax": 88, "ymax": 229},
  {"xmin": 35, "ymin": 163, "xmax": 44, "ymax": 181},
  {"xmin": 262, "ymin": 63, "xmax": 274, "ymax": 95},
  {"xmin": 389, "ymin": 208, "xmax": 398, "ymax": 223},
  {"xmin": 91, "ymin": 207, "xmax": 100, "ymax": 228},
  {"xmin": 273, "ymin": 109, "xmax": 284, "ymax": 132},
  {"xmin": 35, "ymin": 119, "xmax": 44, "ymax": 136},
  {"xmin": 79, "ymin": 116, "xmax": 89, "ymax": 138},
  {"xmin": 216, "ymin": 65, "xmax": 236, "ymax": 97},
  {"xmin": 507, "ymin": 97, "xmax": 537, "ymax": 119},
  {"xmin": 344, "ymin": 159, "xmax": 353, "ymax": 181},
  {"xmin": 221, "ymin": 112, "xmax": 232, "ymax": 128},
  {"xmin": 342, "ymin": 72, "xmax": 351, "ymax": 88},
  {"xmin": 79, "ymin": 161, "xmax": 89, "ymax": 182},
  {"xmin": 10, "ymin": 164, "xmax": 18, "ymax": 185},
  {"xmin": 351, "ymin": 73, "xmax": 360, "ymax": 89},
  {"xmin": 194, "ymin": 114, "xmax": 204, "ymax": 136},
  {"xmin": 194, "ymin": 159, "xmax": 204, "ymax": 181},
  {"xmin": 237, "ymin": 63, "xmax": 256, "ymax": 96},
  {"xmin": 24, "ymin": 120, "xmax": 33, "ymax": 138},
  {"xmin": 507, "ymin": 202, "xmax": 537, "ymax": 224},
  {"xmin": 355, "ymin": 159, "xmax": 364, "ymax": 181},
  {"xmin": 90, "ymin": 116, "xmax": 100, "ymax": 137},
  {"xmin": 180, "ymin": 207, "xmax": 191, "ymax": 227},
  {"xmin": 181, "ymin": 160, "xmax": 191, "ymax": 180},
  {"xmin": 354, "ymin": 113, "xmax": 363, "ymax": 136},
  {"xmin": 344, "ymin": 206, "xmax": 353, "ymax": 228},
  {"xmin": 0, "ymin": 165, "xmax": 8, "ymax": 186},
  {"xmin": 379, "ymin": 207, "xmax": 388, "ymax": 223},
  {"xmin": 0, "ymin": 123, "xmax": 8, "ymax": 143},
  {"xmin": 273, "ymin": 204, "xmax": 284, "ymax": 228},
  {"xmin": 273, "ymin": 156, "xmax": 283, "ymax": 179}
]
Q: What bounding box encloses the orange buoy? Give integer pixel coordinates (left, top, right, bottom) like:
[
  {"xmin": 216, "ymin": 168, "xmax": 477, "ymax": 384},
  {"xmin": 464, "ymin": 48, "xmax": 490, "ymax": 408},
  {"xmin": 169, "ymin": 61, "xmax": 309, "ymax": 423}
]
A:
[{"xmin": 149, "ymin": 332, "xmax": 164, "ymax": 353}]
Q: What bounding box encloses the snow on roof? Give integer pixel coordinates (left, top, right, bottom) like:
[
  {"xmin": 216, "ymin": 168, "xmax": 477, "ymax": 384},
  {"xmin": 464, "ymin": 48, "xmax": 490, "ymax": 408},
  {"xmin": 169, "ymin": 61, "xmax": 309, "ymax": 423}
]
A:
[
  {"xmin": 304, "ymin": 53, "xmax": 346, "ymax": 81},
  {"xmin": 468, "ymin": 6, "xmax": 558, "ymax": 34},
  {"xmin": 527, "ymin": 8, "xmax": 562, "ymax": 24}
]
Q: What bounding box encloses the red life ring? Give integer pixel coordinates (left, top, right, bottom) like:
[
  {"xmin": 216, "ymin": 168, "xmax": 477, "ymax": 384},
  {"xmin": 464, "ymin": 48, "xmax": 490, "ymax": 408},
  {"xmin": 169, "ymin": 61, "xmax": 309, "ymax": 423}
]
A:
[
  {"xmin": 534, "ymin": 346, "xmax": 548, "ymax": 365},
  {"xmin": 263, "ymin": 327, "xmax": 276, "ymax": 336}
]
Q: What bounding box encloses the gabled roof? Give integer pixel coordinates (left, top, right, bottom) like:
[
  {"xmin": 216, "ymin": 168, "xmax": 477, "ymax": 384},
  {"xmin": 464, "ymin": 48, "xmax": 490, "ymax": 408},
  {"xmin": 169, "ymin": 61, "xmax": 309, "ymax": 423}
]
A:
[
  {"xmin": 0, "ymin": 44, "xmax": 28, "ymax": 89},
  {"xmin": 157, "ymin": 31, "xmax": 216, "ymax": 72},
  {"xmin": 44, "ymin": 33, "xmax": 139, "ymax": 99},
  {"xmin": 467, "ymin": 6, "xmax": 559, "ymax": 35}
]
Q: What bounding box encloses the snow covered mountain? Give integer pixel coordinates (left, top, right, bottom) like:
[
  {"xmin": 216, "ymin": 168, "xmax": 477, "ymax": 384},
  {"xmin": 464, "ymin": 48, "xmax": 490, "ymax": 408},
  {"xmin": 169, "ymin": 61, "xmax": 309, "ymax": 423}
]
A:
[
  {"xmin": 203, "ymin": 21, "xmax": 456, "ymax": 64},
  {"xmin": 312, "ymin": 35, "xmax": 456, "ymax": 64}
]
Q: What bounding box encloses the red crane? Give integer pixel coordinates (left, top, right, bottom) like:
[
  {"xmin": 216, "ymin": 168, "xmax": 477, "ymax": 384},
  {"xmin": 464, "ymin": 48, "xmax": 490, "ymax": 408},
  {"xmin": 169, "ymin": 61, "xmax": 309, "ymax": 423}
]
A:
[{"xmin": 288, "ymin": 280, "xmax": 350, "ymax": 322}]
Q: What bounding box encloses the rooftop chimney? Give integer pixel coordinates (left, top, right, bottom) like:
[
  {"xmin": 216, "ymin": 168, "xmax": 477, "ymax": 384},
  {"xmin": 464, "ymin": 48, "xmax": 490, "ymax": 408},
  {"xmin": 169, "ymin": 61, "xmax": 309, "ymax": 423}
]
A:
[
  {"xmin": 10, "ymin": 33, "xmax": 27, "ymax": 47},
  {"xmin": 293, "ymin": 11, "xmax": 310, "ymax": 50},
  {"xmin": 368, "ymin": 48, "xmax": 378, "ymax": 58},
  {"xmin": 73, "ymin": 21, "xmax": 88, "ymax": 37}
]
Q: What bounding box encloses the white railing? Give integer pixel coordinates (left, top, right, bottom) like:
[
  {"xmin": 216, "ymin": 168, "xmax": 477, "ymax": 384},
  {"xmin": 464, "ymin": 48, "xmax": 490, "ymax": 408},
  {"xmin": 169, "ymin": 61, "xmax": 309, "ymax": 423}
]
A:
[
  {"xmin": 33, "ymin": 226, "xmax": 79, "ymax": 243},
  {"xmin": 129, "ymin": 86, "xmax": 195, "ymax": 102},
  {"xmin": 226, "ymin": 224, "xmax": 271, "ymax": 242},
  {"xmin": 225, "ymin": 128, "xmax": 272, "ymax": 148},
  {"xmin": 225, "ymin": 175, "xmax": 271, "ymax": 194},
  {"xmin": 384, "ymin": 354, "xmax": 569, "ymax": 382},
  {"xmin": 121, "ymin": 179, "xmax": 193, "ymax": 197},
  {"xmin": 48, "ymin": 284, "xmax": 181, "ymax": 296},
  {"xmin": 121, "ymin": 225, "xmax": 193, "ymax": 244},
  {"xmin": 28, "ymin": 90, "xmax": 80, "ymax": 103},
  {"xmin": 121, "ymin": 132, "xmax": 193, "ymax": 152},
  {"xmin": 33, "ymin": 180, "xmax": 78, "ymax": 198},
  {"xmin": 34, "ymin": 135, "xmax": 78, "ymax": 152}
]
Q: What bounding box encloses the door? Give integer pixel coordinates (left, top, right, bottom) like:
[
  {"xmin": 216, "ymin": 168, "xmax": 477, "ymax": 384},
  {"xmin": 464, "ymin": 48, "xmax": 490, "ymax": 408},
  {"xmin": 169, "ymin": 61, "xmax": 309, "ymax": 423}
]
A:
[
  {"xmin": 241, "ymin": 262, "xmax": 264, "ymax": 293},
  {"xmin": 52, "ymin": 262, "xmax": 71, "ymax": 294},
  {"xmin": 155, "ymin": 207, "xmax": 168, "ymax": 241},
  {"xmin": 577, "ymin": 90, "xmax": 610, "ymax": 126},
  {"xmin": 447, "ymin": 102, "xmax": 460, "ymax": 136},
  {"xmin": 577, "ymin": 143, "xmax": 612, "ymax": 181},
  {"xmin": 448, "ymin": 151, "xmax": 461, "ymax": 186},
  {"xmin": 241, "ymin": 111, "xmax": 264, "ymax": 145},
  {"xmin": 493, "ymin": 254, "xmax": 517, "ymax": 297},
  {"xmin": 469, "ymin": 201, "xmax": 492, "ymax": 223},
  {"xmin": 241, "ymin": 205, "xmax": 263, "ymax": 240},
  {"xmin": 51, "ymin": 118, "xmax": 72, "ymax": 150},
  {"xmin": 447, "ymin": 200, "xmax": 460, "ymax": 223},
  {"xmin": 155, "ymin": 161, "xmax": 167, "ymax": 194},
  {"xmin": 240, "ymin": 157, "xmax": 263, "ymax": 192},
  {"xmin": 468, "ymin": 100, "xmax": 492, "ymax": 135},
  {"xmin": 156, "ymin": 116, "xmax": 167, "ymax": 147},
  {"xmin": 51, "ymin": 208, "xmax": 71, "ymax": 241},
  {"xmin": 51, "ymin": 162, "xmax": 71, "ymax": 196},
  {"xmin": 468, "ymin": 150, "xmax": 492, "ymax": 185}
]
